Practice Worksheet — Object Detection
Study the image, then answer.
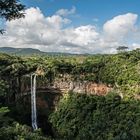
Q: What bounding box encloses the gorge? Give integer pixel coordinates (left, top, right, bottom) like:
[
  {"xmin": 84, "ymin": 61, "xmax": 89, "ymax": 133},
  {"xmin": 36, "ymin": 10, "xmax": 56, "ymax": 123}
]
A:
[{"xmin": 1, "ymin": 50, "xmax": 140, "ymax": 139}]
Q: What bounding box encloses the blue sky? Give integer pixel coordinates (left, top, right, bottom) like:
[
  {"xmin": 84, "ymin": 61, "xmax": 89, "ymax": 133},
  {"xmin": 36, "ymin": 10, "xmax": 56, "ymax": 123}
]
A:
[
  {"xmin": 1, "ymin": 0, "xmax": 140, "ymax": 53},
  {"xmin": 21, "ymin": 0, "xmax": 140, "ymax": 26}
]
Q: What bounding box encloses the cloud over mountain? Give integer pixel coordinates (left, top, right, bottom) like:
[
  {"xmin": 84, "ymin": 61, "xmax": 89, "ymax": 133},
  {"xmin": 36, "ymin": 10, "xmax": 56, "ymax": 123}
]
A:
[{"xmin": 0, "ymin": 7, "xmax": 139, "ymax": 54}]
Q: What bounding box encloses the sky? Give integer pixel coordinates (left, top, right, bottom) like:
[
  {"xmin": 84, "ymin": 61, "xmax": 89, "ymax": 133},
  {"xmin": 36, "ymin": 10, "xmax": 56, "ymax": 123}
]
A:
[{"xmin": 0, "ymin": 0, "xmax": 140, "ymax": 54}]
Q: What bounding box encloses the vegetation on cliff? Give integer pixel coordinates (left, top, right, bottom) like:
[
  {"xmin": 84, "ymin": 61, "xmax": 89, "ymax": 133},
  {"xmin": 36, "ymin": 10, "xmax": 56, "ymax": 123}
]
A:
[
  {"xmin": 0, "ymin": 49, "xmax": 140, "ymax": 139},
  {"xmin": 50, "ymin": 93, "xmax": 140, "ymax": 140}
]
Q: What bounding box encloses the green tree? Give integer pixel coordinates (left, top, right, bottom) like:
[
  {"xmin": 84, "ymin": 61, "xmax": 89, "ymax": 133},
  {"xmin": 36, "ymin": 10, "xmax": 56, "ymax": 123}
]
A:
[
  {"xmin": 50, "ymin": 93, "xmax": 140, "ymax": 140},
  {"xmin": 0, "ymin": 122, "xmax": 50, "ymax": 140},
  {"xmin": 0, "ymin": 0, "xmax": 25, "ymax": 33},
  {"xmin": 116, "ymin": 46, "xmax": 129, "ymax": 53}
]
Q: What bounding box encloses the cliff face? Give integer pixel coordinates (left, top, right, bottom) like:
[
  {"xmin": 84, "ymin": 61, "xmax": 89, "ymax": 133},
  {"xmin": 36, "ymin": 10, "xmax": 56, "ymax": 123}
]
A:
[
  {"xmin": 53, "ymin": 74, "xmax": 112, "ymax": 95},
  {"xmin": 20, "ymin": 74, "xmax": 113, "ymax": 96},
  {"xmin": 53, "ymin": 80, "xmax": 112, "ymax": 95}
]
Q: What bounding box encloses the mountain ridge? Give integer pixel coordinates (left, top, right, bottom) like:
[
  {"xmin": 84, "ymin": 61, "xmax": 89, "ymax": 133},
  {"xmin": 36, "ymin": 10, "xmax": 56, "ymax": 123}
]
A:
[{"xmin": 0, "ymin": 47, "xmax": 80, "ymax": 56}]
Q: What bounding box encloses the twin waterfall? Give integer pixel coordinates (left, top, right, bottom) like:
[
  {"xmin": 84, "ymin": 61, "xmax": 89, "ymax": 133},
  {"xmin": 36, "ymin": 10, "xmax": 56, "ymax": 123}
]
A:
[{"xmin": 31, "ymin": 74, "xmax": 38, "ymax": 130}]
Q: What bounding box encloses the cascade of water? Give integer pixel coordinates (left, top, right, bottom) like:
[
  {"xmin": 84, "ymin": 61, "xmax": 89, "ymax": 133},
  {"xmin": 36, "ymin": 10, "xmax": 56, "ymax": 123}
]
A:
[{"xmin": 31, "ymin": 74, "xmax": 38, "ymax": 130}]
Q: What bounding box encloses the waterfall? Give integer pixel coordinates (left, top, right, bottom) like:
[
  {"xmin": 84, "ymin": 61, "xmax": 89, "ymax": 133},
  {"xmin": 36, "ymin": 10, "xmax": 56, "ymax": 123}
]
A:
[{"xmin": 31, "ymin": 74, "xmax": 38, "ymax": 130}]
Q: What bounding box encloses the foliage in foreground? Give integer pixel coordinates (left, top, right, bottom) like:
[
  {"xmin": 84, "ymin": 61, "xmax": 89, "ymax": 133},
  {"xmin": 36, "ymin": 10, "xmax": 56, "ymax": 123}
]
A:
[
  {"xmin": 50, "ymin": 93, "xmax": 140, "ymax": 140},
  {"xmin": 0, "ymin": 107, "xmax": 50, "ymax": 140},
  {"xmin": 0, "ymin": 123, "xmax": 50, "ymax": 140}
]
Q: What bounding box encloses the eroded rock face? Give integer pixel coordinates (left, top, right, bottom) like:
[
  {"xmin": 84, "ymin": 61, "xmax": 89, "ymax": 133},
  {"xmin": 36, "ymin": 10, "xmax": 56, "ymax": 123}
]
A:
[
  {"xmin": 53, "ymin": 78, "xmax": 112, "ymax": 96},
  {"xmin": 20, "ymin": 74, "xmax": 113, "ymax": 96},
  {"xmin": 85, "ymin": 83, "xmax": 112, "ymax": 95}
]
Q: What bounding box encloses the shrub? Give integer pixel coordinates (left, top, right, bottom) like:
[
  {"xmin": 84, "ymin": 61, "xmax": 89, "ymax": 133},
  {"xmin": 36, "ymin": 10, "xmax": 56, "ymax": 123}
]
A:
[{"xmin": 50, "ymin": 93, "xmax": 140, "ymax": 140}]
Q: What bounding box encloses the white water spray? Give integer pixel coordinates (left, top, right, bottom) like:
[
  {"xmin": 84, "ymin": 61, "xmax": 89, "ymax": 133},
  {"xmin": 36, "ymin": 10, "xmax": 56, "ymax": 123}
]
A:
[{"xmin": 31, "ymin": 74, "xmax": 38, "ymax": 130}]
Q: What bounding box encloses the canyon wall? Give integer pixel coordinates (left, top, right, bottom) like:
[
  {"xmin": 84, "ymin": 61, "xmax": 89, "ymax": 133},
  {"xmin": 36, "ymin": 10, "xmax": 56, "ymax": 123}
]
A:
[
  {"xmin": 20, "ymin": 74, "xmax": 113, "ymax": 96},
  {"xmin": 53, "ymin": 74, "xmax": 113, "ymax": 95}
]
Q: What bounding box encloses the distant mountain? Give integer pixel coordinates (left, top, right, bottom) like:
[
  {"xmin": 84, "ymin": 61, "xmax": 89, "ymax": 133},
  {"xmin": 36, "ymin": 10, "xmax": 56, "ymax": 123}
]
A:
[
  {"xmin": 0, "ymin": 47, "xmax": 46, "ymax": 55},
  {"xmin": 0, "ymin": 47, "xmax": 89, "ymax": 56}
]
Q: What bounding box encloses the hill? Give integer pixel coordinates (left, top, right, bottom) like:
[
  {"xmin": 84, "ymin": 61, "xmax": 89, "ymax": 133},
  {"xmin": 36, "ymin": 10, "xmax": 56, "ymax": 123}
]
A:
[
  {"xmin": 0, "ymin": 47, "xmax": 81, "ymax": 56},
  {"xmin": 0, "ymin": 47, "xmax": 44, "ymax": 55}
]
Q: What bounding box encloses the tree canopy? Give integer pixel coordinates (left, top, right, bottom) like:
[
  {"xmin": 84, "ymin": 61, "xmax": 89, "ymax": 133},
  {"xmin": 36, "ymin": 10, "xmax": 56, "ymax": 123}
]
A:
[
  {"xmin": 1, "ymin": 50, "xmax": 140, "ymax": 139},
  {"xmin": 0, "ymin": 0, "xmax": 25, "ymax": 33},
  {"xmin": 116, "ymin": 46, "xmax": 129, "ymax": 53}
]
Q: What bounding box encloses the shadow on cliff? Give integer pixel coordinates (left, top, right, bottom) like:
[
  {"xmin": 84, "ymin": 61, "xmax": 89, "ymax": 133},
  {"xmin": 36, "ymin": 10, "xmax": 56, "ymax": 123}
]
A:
[{"xmin": 8, "ymin": 88, "xmax": 62, "ymax": 137}]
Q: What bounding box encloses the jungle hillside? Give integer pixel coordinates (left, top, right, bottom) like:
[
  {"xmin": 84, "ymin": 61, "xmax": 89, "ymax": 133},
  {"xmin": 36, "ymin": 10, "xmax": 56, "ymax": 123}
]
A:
[{"xmin": 1, "ymin": 49, "xmax": 140, "ymax": 139}]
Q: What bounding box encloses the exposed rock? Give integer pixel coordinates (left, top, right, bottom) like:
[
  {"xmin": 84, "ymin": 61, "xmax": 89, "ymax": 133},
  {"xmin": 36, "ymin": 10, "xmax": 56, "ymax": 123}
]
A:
[
  {"xmin": 53, "ymin": 78, "xmax": 112, "ymax": 95},
  {"xmin": 20, "ymin": 74, "xmax": 113, "ymax": 96}
]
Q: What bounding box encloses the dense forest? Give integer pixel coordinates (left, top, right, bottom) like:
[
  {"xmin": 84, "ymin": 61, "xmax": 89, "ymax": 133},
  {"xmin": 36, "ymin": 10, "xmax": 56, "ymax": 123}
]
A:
[{"xmin": 0, "ymin": 49, "xmax": 140, "ymax": 139}]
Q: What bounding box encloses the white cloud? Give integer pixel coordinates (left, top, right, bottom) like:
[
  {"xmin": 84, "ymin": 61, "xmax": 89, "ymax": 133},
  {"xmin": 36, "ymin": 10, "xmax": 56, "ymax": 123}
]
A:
[
  {"xmin": 96, "ymin": 13, "xmax": 139, "ymax": 53},
  {"xmin": 0, "ymin": 7, "xmax": 140, "ymax": 54},
  {"xmin": 56, "ymin": 6, "xmax": 76, "ymax": 17},
  {"xmin": 103, "ymin": 13, "xmax": 138, "ymax": 41},
  {"xmin": 62, "ymin": 25, "xmax": 99, "ymax": 46},
  {"xmin": 0, "ymin": 7, "xmax": 71, "ymax": 48},
  {"xmin": 93, "ymin": 18, "xmax": 99, "ymax": 22},
  {"xmin": 131, "ymin": 43, "xmax": 140, "ymax": 50}
]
